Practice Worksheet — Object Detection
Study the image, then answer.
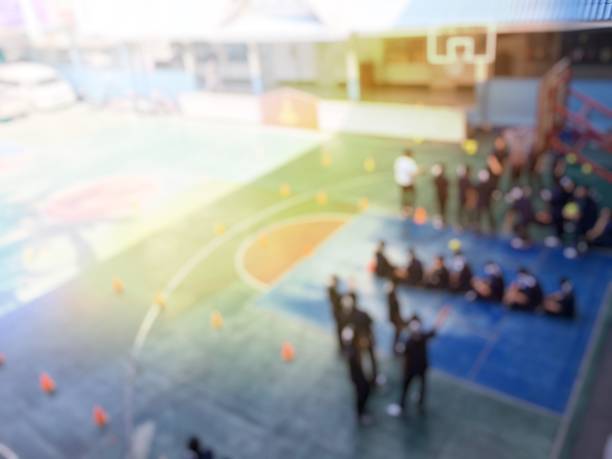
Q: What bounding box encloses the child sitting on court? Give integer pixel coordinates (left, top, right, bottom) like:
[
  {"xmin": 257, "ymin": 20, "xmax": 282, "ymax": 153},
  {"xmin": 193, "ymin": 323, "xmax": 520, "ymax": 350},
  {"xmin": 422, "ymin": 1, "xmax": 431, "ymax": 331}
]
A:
[
  {"xmin": 468, "ymin": 260, "xmax": 505, "ymax": 302},
  {"xmin": 543, "ymin": 277, "xmax": 576, "ymax": 319},
  {"xmin": 449, "ymin": 250, "xmax": 474, "ymax": 292},
  {"xmin": 503, "ymin": 267, "xmax": 543, "ymax": 311},
  {"xmin": 373, "ymin": 240, "xmax": 395, "ymax": 278},
  {"xmin": 395, "ymin": 247, "xmax": 424, "ymax": 286},
  {"xmin": 424, "ymin": 255, "xmax": 450, "ymax": 290}
]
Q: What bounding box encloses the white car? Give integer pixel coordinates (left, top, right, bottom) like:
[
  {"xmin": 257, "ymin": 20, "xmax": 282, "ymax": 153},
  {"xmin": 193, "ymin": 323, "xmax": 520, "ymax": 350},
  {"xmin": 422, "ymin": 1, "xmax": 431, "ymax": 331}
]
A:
[
  {"xmin": 0, "ymin": 88, "xmax": 29, "ymax": 121},
  {"xmin": 0, "ymin": 62, "xmax": 77, "ymax": 111}
]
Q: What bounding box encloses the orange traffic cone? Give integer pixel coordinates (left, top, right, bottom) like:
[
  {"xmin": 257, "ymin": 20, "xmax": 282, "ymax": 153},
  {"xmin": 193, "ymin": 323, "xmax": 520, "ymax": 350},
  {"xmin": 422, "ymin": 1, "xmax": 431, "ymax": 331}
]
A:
[
  {"xmin": 154, "ymin": 292, "xmax": 166, "ymax": 309},
  {"xmin": 93, "ymin": 405, "xmax": 109, "ymax": 428},
  {"xmin": 112, "ymin": 277, "xmax": 124, "ymax": 294},
  {"xmin": 281, "ymin": 342, "xmax": 295, "ymax": 362},
  {"xmin": 413, "ymin": 207, "xmax": 427, "ymax": 225},
  {"xmin": 40, "ymin": 372, "xmax": 56, "ymax": 394}
]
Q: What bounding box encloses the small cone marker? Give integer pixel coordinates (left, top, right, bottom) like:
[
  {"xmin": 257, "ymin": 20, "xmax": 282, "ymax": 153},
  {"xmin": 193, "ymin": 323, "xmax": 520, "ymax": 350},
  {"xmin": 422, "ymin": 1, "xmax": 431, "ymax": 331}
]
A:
[
  {"xmin": 413, "ymin": 207, "xmax": 428, "ymax": 225},
  {"xmin": 448, "ymin": 239, "xmax": 462, "ymax": 252},
  {"xmin": 413, "ymin": 137, "xmax": 424, "ymax": 144},
  {"xmin": 40, "ymin": 372, "xmax": 56, "ymax": 394},
  {"xmin": 358, "ymin": 197, "xmax": 369, "ymax": 211},
  {"xmin": 93, "ymin": 405, "xmax": 109, "ymax": 428},
  {"xmin": 154, "ymin": 292, "xmax": 166, "ymax": 309},
  {"xmin": 581, "ymin": 163, "xmax": 593, "ymax": 175},
  {"xmin": 321, "ymin": 151, "xmax": 332, "ymax": 167},
  {"xmin": 214, "ymin": 223, "xmax": 226, "ymax": 236},
  {"xmin": 211, "ymin": 311, "xmax": 224, "ymax": 330},
  {"xmin": 462, "ymin": 139, "xmax": 479, "ymax": 155},
  {"xmin": 112, "ymin": 278, "xmax": 124, "ymax": 295},
  {"xmin": 363, "ymin": 158, "xmax": 376, "ymax": 173},
  {"xmin": 316, "ymin": 191, "xmax": 328, "ymax": 206},
  {"xmin": 281, "ymin": 342, "xmax": 295, "ymax": 362},
  {"xmin": 279, "ymin": 183, "xmax": 292, "ymax": 197}
]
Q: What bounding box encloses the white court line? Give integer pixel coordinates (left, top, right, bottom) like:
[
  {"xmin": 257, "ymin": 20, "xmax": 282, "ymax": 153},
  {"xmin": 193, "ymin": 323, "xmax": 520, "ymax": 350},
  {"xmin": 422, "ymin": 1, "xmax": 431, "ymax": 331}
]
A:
[
  {"xmin": 549, "ymin": 282, "xmax": 612, "ymax": 459},
  {"xmin": 130, "ymin": 172, "xmax": 389, "ymax": 359},
  {"xmin": 234, "ymin": 212, "xmax": 353, "ymax": 292},
  {"xmin": 0, "ymin": 444, "xmax": 18, "ymax": 459}
]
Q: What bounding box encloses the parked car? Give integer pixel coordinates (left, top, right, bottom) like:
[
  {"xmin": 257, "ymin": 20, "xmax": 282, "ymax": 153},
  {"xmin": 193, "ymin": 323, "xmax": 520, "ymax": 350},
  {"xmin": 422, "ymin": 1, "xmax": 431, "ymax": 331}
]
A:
[
  {"xmin": 0, "ymin": 88, "xmax": 29, "ymax": 121},
  {"xmin": 0, "ymin": 62, "xmax": 76, "ymax": 111}
]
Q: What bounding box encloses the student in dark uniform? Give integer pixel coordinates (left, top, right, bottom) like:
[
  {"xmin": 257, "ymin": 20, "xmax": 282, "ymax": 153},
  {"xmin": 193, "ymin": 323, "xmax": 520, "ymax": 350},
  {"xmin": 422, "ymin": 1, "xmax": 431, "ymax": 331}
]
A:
[
  {"xmin": 503, "ymin": 267, "xmax": 543, "ymax": 311},
  {"xmin": 449, "ymin": 251, "xmax": 473, "ymax": 293},
  {"xmin": 475, "ymin": 169, "xmax": 496, "ymax": 233},
  {"xmin": 456, "ymin": 164, "xmax": 475, "ymax": 229},
  {"xmin": 587, "ymin": 208, "xmax": 612, "ymax": 248},
  {"xmin": 343, "ymin": 295, "xmax": 379, "ymax": 386},
  {"xmin": 385, "ymin": 281, "xmax": 406, "ymax": 355},
  {"xmin": 424, "ymin": 255, "xmax": 450, "ymax": 290},
  {"xmin": 387, "ymin": 315, "xmax": 438, "ymax": 416},
  {"xmin": 186, "ymin": 436, "xmax": 214, "ymax": 459},
  {"xmin": 543, "ymin": 278, "xmax": 576, "ymax": 319},
  {"xmin": 491, "ymin": 135, "xmax": 509, "ymax": 167},
  {"xmin": 374, "ymin": 240, "xmax": 395, "ymax": 278},
  {"xmin": 575, "ymin": 185, "xmax": 599, "ymax": 247},
  {"xmin": 546, "ymin": 177, "xmax": 574, "ymax": 246},
  {"xmin": 508, "ymin": 186, "xmax": 536, "ymax": 248},
  {"xmin": 400, "ymin": 247, "xmax": 423, "ymax": 286},
  {"xmin": 326, "ymin": 275, "xmax": 345, "ymax": 352},
  {"xmin": 469, "ymin": 260, "xmax": 505, "ymax": 302},
  {"xmin": 432, "ymin": 163, "xmax": 449, "ymax": 226},
  {"xmin": 342, "ymin": 326, "xmax": 372, "ymax": 425}
]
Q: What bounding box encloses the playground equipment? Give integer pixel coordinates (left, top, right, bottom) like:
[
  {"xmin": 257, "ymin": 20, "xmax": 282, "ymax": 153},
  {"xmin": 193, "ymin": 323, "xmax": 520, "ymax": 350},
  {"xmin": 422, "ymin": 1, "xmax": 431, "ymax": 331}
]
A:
[{"xmin": 537, "ymin": 58, "xmax": 612, "ymax": 182}]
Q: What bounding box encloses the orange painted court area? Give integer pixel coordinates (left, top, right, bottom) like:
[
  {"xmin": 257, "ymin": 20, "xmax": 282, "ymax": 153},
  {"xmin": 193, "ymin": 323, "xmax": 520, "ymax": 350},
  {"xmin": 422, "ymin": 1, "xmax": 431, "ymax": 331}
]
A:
[{"xmin": 242, "ymin": 217, "xmax": 348, "ymax": 286}]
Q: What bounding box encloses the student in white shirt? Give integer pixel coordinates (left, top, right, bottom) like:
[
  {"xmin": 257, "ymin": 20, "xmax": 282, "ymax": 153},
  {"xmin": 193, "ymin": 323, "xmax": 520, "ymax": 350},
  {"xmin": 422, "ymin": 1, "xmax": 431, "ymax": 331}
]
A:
[{"xmin": 394, "ymin": 149, "xmax": 419, "ymax": 217}]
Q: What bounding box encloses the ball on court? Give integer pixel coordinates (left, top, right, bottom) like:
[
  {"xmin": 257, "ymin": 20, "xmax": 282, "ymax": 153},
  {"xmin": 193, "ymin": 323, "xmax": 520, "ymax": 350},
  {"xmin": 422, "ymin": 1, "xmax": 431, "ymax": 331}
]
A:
[
  {"xmin": 581, "ymin": 163, "xmax": 593, "ymax": 175},
  {"xmin": 214, "ymin": 223, "xmax": 226, "ymax": 235},
  {"xmin": 566, "ymin": 153, "xmax": 577, "ymax": 164},
  {"xmin": 320, "ymin": 151, "xmax": 332, "ymax": 167},
  {"xmin": 562, "ymin": 202, "xmax": 579, "ymax": 220},
  {"xmin": 462, "ymin": 139, "xmax": 479, "ymax": 155},
  {"xmin": 363, "ymin": 158, "xmax": 376, "ymax": 173},
  {"xmin": 358, "ymin": 197, "xmax": 369, "ymax": 211},
  {"xmin": 448, "ymin": 239, "xmax": 462, "ymax": 252}
]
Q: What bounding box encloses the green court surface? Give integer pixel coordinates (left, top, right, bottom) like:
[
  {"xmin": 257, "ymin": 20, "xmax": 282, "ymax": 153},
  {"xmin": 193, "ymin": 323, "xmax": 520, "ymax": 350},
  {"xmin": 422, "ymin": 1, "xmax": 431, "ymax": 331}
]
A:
[{"xmin": 0, "ymin": 112, "xmax": 609, "ymax": 459}]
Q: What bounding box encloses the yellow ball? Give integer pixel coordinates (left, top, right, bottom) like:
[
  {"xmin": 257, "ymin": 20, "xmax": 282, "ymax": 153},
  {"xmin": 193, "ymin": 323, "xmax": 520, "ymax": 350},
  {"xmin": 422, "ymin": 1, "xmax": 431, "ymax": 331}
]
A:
[
  {"xmin": 581, "ymin": 163, "xmax": 593, "ymax": 175},
  {"xmin": 358, "ymin": 197, "xmax": 369, "ymax": 211},
  {"xmin": 316, "ymin": 191, "xmax": 328, "ymax": 205},
  {"xmin": 566, "ymin": 153, "xmax": 577, "ymax": 165},
  {"xmin": 214, "ymin": 223, "xmax": 226, "ymax": 235},
  {"xmin": 562, "ymin": 202, "xmax": 579, "ymax": 220},
  {"xmin": 321, "ymin": 151, "xmax": 332, "ymax": 167},
  {"xmin": 462, "ymin": 139, "xmax": 478, "ymax": 155},
  {"xmin": 413, "ymin": 137, "xmax": 424, "ymax": 144},
  {"xmin": 448, "ymin": 239, "xmax": 462, "ymax": 252},
  {"xmin": 363, "ymin": 158, "xmax": 376, "ymax": 173}
]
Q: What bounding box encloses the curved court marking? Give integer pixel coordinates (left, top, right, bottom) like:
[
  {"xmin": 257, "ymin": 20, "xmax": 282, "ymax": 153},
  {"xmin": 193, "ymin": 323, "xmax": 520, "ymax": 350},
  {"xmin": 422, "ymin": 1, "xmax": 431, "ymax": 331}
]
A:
[
  {"xmin": 234, "ymin": 212, "xmax": 353, "ymax": 292},
  {"xmin": 131, "ymin": 171, "xmax": 389, "ymax": 358},
  {"xmin": 0, "ymin": 444, "xmax": 18, "ymax": 459}
]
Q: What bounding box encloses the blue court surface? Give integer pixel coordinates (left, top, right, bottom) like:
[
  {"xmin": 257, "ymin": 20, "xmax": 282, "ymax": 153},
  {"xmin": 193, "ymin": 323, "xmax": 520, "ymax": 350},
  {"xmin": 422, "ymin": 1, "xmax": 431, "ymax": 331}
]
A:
[{"xmin": 256, "ymin": 212, "xmax": 612, "ymax": 414}]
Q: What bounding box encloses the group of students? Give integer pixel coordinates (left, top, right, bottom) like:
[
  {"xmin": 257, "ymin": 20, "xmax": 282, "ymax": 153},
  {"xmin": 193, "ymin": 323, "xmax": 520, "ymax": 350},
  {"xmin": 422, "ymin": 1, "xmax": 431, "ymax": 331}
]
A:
[
  {"xmin": 394, "ymin": 137, "xmax": 611, "ymax": 257},
  {"xmin": 374, "ymin": 240, "xmax": 577, "ymax": 318},
  {"xmin": 327, "ymin": 275, "xmax": 445, "ymax": 425}
]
